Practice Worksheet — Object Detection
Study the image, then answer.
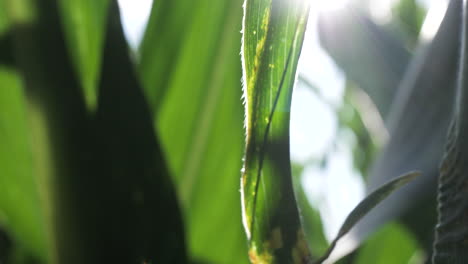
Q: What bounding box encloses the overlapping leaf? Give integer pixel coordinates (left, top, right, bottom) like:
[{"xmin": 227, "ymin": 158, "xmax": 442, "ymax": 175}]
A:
[
  {"xmin": 57, "ymin": 0, "xmax": 109, "ymax": 111},
  {"xmin": 5, "ymin": 0, "xmax": 187, "ymax": 263}
]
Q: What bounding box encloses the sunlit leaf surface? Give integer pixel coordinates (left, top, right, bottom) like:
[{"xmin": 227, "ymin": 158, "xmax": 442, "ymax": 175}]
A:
[
  {"xmin": 139, "ymin": 0, "xmax": 248, "ymax": 263},
  {"xmin": 241, "ymin": 0, "xmax": 311, "ymax": 262}
]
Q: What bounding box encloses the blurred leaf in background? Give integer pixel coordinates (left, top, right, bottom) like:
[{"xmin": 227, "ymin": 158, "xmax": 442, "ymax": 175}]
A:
[
  {"xmin": 355, "ymin": 222, "xmax": 422, "ymax": 264},
  {"xmin": 57, "ymin": 0, "xmax": 110, "ymax": 111},
  {"xmin": 139, "ymin": 0, "xmax": 248, "ymax": 263},
  {"xmin": 0, "ymin": 68, "xmax": 45, "ymax": 263},
  {"xmin": 0, "ymin": 1, "xmax": 47, "ymax": 261}
]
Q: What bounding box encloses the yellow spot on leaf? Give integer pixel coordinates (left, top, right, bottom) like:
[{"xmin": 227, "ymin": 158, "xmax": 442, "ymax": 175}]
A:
[
  {"xmin": 249, "ymin": 245, "xmax": 273, "ymax": 264},
  {"xmin": 269, "ymin": 227, "xmax": 283, "ymax": 249},
  {"xmin": 292, "ymin": 229, "xmax": 311, "ymax": 264}
]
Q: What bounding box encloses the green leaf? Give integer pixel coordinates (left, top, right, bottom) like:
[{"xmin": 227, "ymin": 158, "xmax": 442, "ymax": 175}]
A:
[
  {"xmin": 88, "ymin": 3, "xmax": 188, "ymax": 263},
  {"xmin": 140, "ymin": 1, "xmax": 249, "ymax": 263},
  {"xmin": 355, "ymin": 222, "xmax": 422, "ymax": 264},
  {"xmin": 0, "ymin": 67, "xmax": 47, "ymax": 262},
  {"xmin": 0, "ymin": 0, "xmax": 10, "ymax": 36},
  {"xmin": 57, "ymin": 0, "xmax": 109, "ymax": 111},
  {"xmin": 313, "ymin": 171, "xmax": 420, "ymax": 264},
  {"xmin": 240, "ymin": 0, "xmax": 311, "ymax": 262},
  {"xmin": 138, "ymin": 0, "xmax": 197, "ymax": 113},
  {"xmin": 0, "ymin": 3, "xmax": 47, "ymax": 260}
]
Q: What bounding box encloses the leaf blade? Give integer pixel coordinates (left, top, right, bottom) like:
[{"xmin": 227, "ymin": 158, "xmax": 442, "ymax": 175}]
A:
[
  {"xmin": 57, "ymin": 0, "xmax": 109, "ymax": 111},
  {"xmin": 313, "ymin": 171, "xmax": 420, "ymax": 264},
  {"xmin": 140, "ymin": 0, "xmax": 249, "ymax": 263},
  {"xmin": 241, "ymin": 0, "xmax": 311, "ymax": 262}
]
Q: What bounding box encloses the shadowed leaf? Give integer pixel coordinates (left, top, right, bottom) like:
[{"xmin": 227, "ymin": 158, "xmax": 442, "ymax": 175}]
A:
[{"xmin": 7, "ymin": 0, "xmax": 187, "ymax": 262}]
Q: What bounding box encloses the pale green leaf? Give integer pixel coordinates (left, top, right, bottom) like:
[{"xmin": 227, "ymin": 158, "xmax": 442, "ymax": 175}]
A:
[{"xmin": 139, "ymin": 1, "xmax": 249, "ymax": 263}]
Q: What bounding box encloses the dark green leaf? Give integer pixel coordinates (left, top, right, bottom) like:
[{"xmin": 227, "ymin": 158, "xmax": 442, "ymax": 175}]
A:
[{"xmin": 7, "ymin": 0, "xmax": 186, "ymax": 262}]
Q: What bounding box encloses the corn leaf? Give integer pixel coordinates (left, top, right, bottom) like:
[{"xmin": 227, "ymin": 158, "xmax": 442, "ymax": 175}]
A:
[
  {"xmin": 138, "ymin": 0, "xmax": 197, "ymax": 113},
  {"xmin": 313, "ymin": 171, "xmax": 420, "ymax": 264},
  {"xmin": 294, "ymin": 177, "xmax": 328, "ymax": 259},
  {"xmin": 57, "ymin": 0, "xmax": 109, "ymax": 111},
  {"xmin": 0, "ymin": 0, "xmax": 9, "ymax": 36},
  {"xmin": 0, "ymin": 67, "xmax": 47, "ymax": 262},
  {"xmin": 241, "ymin": 0, "xmax": 311, "ymax": 262},
  {"xmin": 0, "ymin": 2, "xmax": 47, "ymax": 261},
  {"xmin": 139, "ymin": 1, "xmax": 248, "ymax": 263}
]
